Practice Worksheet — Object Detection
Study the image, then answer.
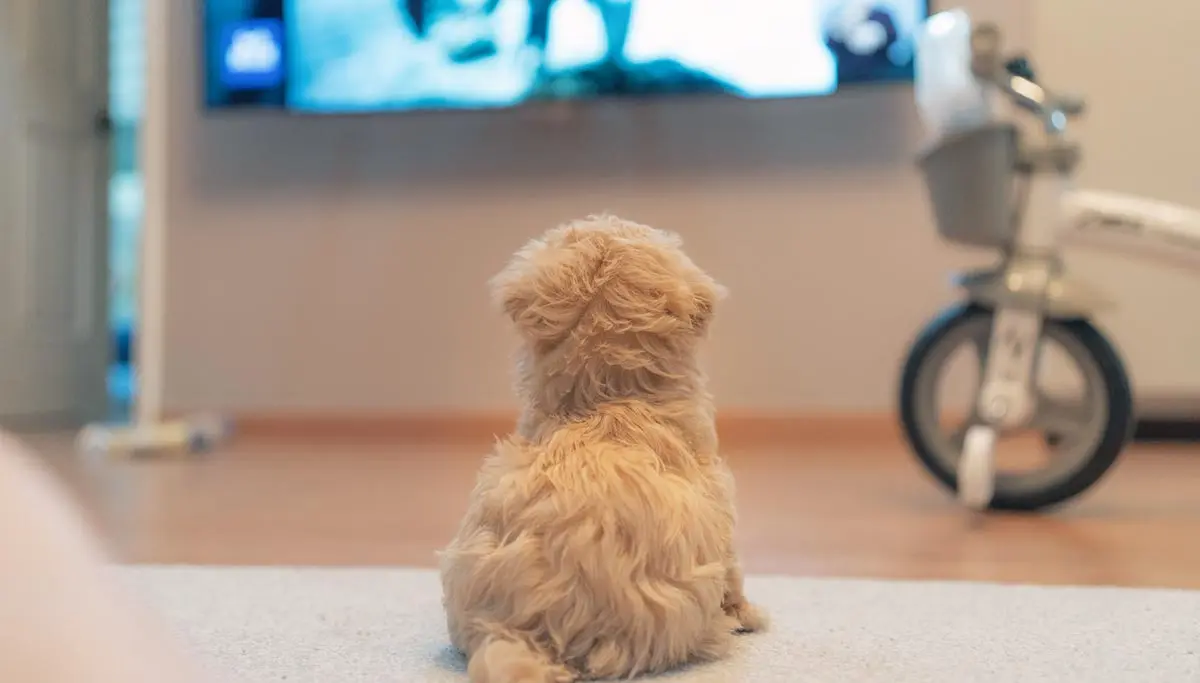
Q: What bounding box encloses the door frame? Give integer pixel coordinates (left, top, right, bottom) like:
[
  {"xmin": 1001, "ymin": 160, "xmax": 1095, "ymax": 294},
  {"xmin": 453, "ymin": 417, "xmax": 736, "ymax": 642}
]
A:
[
  {"xmin": 84, "ymin": 0, "xmax": 115, "ymax": 426},
  {"xmin": 0, "ymin": 0, "xmax": 113, "ymax": 429}
]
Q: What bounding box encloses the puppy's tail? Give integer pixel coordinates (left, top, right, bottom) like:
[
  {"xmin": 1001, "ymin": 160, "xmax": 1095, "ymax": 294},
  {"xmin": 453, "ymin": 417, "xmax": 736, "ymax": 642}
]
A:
[{"xmin": 467, "ymin": 635, "xmax": 574, "ymax": 683}]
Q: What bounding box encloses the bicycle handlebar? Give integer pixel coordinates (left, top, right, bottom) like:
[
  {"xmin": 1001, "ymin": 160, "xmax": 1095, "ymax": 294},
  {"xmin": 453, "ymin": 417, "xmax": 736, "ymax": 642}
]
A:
[{"xmin": 968, "ymin": 23, "xmax": 1085, "ymax": 129}]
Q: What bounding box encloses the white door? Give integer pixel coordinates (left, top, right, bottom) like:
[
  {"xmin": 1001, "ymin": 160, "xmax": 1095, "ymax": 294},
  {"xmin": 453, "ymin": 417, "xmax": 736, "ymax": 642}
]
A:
[{"xmin": 0, "ymin": 0, "xmax": 110, "ymax": 427}]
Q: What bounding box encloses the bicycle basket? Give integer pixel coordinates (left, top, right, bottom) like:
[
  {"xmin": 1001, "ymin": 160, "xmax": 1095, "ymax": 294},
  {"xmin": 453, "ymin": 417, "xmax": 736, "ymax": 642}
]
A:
[{"xmin": 917, "ymin": 123, "xmax": 1019, "ymax": 249}]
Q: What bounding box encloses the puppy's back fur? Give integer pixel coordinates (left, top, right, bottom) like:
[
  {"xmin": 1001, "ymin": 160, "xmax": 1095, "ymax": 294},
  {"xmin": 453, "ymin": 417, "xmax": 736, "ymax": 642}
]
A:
[{"xmin": 439, "ymin": 217, "xmax": 765, "ymax": 682}]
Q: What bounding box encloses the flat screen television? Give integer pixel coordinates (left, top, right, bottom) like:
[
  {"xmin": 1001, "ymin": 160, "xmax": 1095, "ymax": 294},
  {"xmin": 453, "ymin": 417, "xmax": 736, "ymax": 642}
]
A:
[{"xmin": 202, "ymin": 0, "xmax": 928, "ymax": 113}]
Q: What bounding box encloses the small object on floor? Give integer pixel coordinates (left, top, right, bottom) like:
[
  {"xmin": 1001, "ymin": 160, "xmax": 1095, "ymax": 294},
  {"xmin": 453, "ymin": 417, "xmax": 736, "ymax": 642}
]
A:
[{"xmin": 76, "ymin": 415, "xmax": 232, "ymax": 459}]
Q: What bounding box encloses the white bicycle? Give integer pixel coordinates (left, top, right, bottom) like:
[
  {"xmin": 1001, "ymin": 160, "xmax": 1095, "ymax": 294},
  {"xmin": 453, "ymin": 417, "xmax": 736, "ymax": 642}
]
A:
[{"xmin": 898, "ymin": 9, "xmax": 1200, "ymax": 511}]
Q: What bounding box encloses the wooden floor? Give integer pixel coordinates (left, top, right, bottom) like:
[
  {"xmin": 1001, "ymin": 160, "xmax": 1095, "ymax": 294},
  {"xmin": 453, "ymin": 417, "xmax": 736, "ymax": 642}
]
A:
[{"xmin": 25, "ymin": 433, "xmax": 1200, "ymax": 590}]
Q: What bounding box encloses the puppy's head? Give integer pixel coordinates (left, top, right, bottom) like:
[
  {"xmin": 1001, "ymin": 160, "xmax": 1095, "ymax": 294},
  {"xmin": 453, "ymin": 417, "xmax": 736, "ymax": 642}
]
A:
[{"xmin": 491, "ymin": 215, "xmax": 725, "ymax": 403}]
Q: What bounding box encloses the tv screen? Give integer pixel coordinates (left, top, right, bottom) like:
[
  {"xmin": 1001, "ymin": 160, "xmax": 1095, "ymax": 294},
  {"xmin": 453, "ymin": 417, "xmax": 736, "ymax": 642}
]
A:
[{"xmin": 202, "ymin": 0, "xmax": 928, "ymax": 113}]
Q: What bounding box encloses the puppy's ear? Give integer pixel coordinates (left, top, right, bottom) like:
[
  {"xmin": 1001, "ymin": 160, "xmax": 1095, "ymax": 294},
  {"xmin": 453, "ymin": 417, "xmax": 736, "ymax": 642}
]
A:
[
  {"xmin": 689, "ymin": 277, "xmax": 727, "ymax": 335},
  {"xmin": 490, "ymin": 228, "xmax": 607, "ymax": 342}
]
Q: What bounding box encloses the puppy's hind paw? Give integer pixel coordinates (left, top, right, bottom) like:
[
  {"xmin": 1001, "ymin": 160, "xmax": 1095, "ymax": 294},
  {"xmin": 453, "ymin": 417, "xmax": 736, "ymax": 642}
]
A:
[{"xmin": 728, "ymin": 601, "xmax": 769, "ymax": 633}]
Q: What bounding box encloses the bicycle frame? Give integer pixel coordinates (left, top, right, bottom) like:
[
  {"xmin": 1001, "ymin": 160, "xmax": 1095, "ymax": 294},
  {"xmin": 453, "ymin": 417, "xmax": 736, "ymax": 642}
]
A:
[
  {"xmin": 1061, "ymin": 188, "xmax": 1200, "ymax": 265},
  {"xmin": 910, "ymin": 9, "xmax": 1156, "ymax": 510},
  {"xmin": 954, "ymin": 177, "xmax": 1200, "ymax": 319}
]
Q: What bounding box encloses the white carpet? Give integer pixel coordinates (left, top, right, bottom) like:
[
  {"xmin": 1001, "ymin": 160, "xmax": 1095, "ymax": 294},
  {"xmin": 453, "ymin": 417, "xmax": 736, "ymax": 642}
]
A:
[{"xmin": 125, "ymin": 566, "xmax": 1200, "ymax": 682}]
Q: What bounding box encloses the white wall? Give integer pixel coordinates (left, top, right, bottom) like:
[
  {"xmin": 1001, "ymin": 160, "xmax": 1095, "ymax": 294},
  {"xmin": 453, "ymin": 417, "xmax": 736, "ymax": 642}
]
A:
[
  {"xmin": 1034, "ymin": 0, "xmax": 1200, "ymax": 412},
  {"xmin": 150, "ymin": 1, "xmax": 1072, "ymax": 416}
]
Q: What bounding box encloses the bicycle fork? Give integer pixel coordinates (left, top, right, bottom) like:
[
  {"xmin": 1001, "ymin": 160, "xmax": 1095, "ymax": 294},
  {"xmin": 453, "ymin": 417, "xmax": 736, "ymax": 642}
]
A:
[{"xmin": 959, "ymin": 306, "xmax": 1043, "ymax": 509}]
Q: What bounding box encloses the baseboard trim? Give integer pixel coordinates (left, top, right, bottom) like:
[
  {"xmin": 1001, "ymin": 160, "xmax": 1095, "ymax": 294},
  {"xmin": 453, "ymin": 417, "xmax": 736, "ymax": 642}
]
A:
[
  {"xmin": 1131, "ymin": 393, "xmax": 1200, "ymax": 442},
  {"xmin": 197, "ymin": 408, "xmax": 1200, "ymax": 447},
  {"xmin": 231, "ymin": 411, "xmax": 902, "ymax": 447},
  {"xmin": 1134, "ymin": 419, "xmax": 1200, "ymax": 442}
]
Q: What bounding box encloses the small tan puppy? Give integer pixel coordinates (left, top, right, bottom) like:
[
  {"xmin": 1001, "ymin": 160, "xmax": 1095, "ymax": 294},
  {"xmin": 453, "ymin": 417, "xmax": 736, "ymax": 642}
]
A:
[{"xmin": 440, "ymin": 215, "xmax": 766, "ymax": 683}]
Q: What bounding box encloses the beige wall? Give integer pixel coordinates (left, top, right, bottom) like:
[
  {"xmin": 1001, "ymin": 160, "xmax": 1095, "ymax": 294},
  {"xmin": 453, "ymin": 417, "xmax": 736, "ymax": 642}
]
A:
[
  {"xmin": 1034, "ymin": 0, "xmax": 1200, "ymax": 414},
  {"xmin": 157, "ymin": 2, "xmax": 1036, "ymax": 415}
]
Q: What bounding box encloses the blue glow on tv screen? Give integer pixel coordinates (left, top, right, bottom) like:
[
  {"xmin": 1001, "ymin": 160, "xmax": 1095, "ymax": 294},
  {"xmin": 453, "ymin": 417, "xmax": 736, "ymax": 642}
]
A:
[{"xmin": 203, "ymin": 0, "xmax": 928, "ymax": 113}]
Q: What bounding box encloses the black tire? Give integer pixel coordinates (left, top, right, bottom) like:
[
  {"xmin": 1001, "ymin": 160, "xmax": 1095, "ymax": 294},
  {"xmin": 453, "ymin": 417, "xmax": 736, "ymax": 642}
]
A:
[{"xmin": 897, "ymin": 303, "xmax": 1136, "ymax": 512}]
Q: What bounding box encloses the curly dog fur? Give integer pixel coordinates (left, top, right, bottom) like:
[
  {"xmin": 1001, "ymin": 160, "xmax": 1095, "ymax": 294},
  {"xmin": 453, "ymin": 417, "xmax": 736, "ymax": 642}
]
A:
[{"xmin": 439, "ymin": 215, "xmax": 767, "ymax": 683}]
